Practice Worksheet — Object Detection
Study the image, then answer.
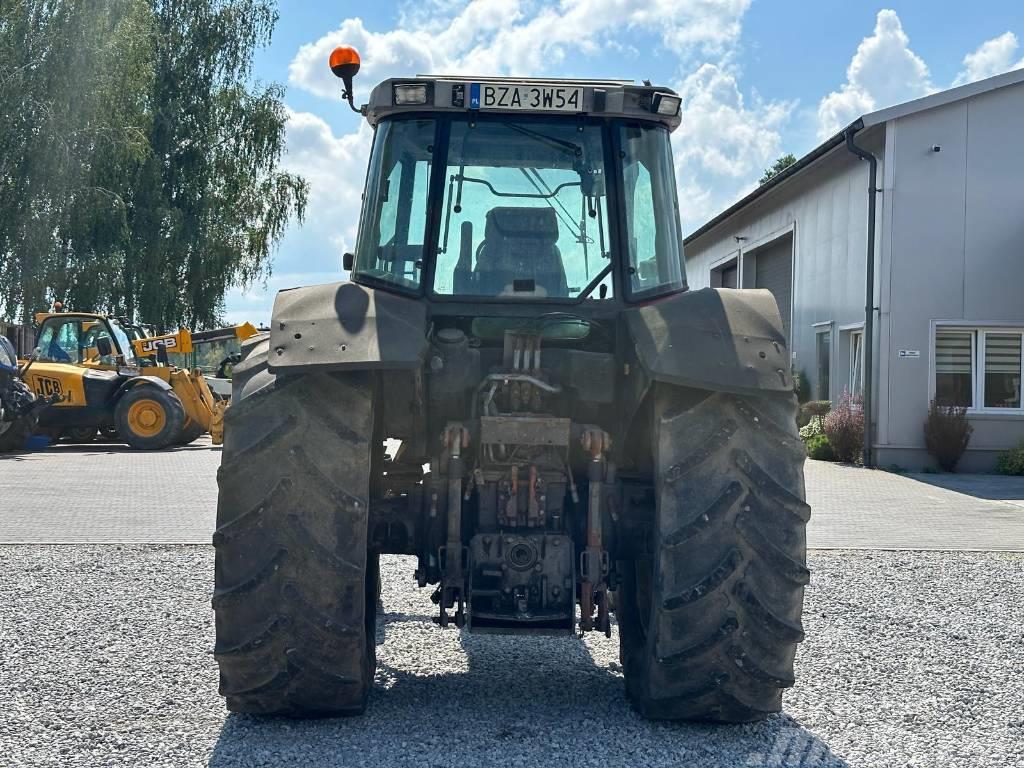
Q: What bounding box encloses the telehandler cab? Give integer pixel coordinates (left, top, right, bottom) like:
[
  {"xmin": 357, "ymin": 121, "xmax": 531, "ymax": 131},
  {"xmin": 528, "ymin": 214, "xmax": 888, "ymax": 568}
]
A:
[{"xmin": 213, "ymin": 46, "xmax": 809, "ymax": 722}]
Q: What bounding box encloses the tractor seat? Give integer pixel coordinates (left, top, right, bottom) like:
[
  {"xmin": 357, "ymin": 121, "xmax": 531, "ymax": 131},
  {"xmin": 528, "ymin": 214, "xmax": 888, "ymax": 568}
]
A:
[{"xmin": 474, "ymin": 207, "xmax": 567, "ymax": 297}]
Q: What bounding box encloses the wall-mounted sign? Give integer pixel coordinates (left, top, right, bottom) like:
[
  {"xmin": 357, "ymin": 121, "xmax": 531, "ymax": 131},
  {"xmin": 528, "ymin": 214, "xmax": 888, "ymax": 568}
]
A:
[{"xmin": 898, "ymin": 349, "xmax": 921, "ymax": 359}]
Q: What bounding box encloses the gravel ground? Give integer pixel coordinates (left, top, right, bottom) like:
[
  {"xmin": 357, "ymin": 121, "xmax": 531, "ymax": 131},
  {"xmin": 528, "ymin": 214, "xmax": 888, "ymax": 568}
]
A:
[{"xmin": 1, "ymin": 547, "xmax": 1021, "ymax": 768}]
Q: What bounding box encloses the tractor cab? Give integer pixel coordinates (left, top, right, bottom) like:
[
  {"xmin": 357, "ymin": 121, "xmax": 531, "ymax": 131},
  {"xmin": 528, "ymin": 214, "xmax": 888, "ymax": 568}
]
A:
[{"xmin": 345, "ymin": 72, "xmax": 686, "ymax": 307}]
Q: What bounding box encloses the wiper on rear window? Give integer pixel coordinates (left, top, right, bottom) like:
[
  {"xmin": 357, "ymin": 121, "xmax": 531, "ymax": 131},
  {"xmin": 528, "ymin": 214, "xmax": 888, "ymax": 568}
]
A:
[
  {"xmin": 505, "ymin": 123, "xmax": 582, "ymax": 156},
  {"xmin": 518, "ymin": 168, "xmax": 588, "ymax": 244}
]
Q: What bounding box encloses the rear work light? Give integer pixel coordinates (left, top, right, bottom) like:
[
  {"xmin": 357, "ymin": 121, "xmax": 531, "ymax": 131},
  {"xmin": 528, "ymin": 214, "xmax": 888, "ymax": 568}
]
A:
[
  {"xmin": 393, "ymin": 84, "xmax": 429, "ymax": 105},
  {"xmin": 652, "ymin": 93, "xmax": 681, "ymax": 117}
]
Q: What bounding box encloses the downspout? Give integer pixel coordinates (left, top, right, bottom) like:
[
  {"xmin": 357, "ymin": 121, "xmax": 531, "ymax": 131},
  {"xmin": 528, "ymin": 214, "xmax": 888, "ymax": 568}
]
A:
[{"xmin": 844, "ymin": 120, "xmax": 878, "ymax": 468}]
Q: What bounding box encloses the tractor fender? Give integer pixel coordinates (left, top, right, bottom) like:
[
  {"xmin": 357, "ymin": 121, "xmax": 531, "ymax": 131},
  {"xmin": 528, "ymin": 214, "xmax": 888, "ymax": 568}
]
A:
[
  {"xmin": 623, "ymin": 287, "xmax": 793, "ymax": 396},
  {"xmin": 267, "ymin": 281, "xmax": 428, "ymax": 374}
]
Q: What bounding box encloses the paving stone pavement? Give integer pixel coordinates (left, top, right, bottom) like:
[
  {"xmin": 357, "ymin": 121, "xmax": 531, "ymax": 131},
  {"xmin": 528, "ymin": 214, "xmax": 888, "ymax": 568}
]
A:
[
  {"xmin": 2, "ymin": 441, "xmax": 1023, "ymax": 549},
  {"xmin": 804, "ymin": 461, "xmax": 1024, "ymax": 551},
  {"xmin": 0, "ymin": 438, "xmax": 220, "ymax": 544}
]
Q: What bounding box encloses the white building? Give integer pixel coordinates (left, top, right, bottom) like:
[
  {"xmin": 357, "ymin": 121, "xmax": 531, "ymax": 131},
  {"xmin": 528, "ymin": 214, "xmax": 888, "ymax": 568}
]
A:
[{"xmin": 684, "ymin": 69, "xmax": 1024, "ymax": 471}]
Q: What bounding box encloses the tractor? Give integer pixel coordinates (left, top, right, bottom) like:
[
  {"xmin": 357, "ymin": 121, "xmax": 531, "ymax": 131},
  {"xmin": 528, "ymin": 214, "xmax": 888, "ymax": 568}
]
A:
[
  {"xmin": 213, "ymin": 46, "xmax": 809, "ymax": 722},
  {"xmin": 0, "ymin": 336, "xmax": 49, "ymax": 451}
]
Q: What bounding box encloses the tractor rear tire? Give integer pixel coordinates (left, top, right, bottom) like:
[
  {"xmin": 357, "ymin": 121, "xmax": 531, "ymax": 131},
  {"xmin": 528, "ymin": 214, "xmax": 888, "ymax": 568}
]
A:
[
  {"xmin": 213, "ymin": 333, "xmax": 378, "ymax": 716},
  {"xmin": 0, "ymin": 417, "xmax": 32, "ymax": 452},
  {"xmin": 114, "ymin": 386, "xmax": 186, "ymax": 450},
  {"xmin": 618, "ymin": 386, "xmax": 809, "ymax": 722}
]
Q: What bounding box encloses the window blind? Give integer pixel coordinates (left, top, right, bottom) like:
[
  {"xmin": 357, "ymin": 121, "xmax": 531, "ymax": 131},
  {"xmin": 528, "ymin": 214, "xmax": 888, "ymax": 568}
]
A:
[
  {"xmin": 935, "ymin": 331, "xmax": 972, "ymax": 374},
  {"xmin": 985, "ymin": 333, "xmax": 1022, "ymax": 374}
]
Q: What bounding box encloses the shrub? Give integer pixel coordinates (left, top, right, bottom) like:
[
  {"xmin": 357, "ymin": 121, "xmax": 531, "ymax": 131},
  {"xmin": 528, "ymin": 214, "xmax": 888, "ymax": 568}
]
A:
[
  {"xmin": 797, "ymin": 399, "xmax": 831, "ymax": 428},
  {"xmin": 799, "ymin": 415, "xmax": 825, "ymax": 440},
  {"xmin": 996, "ymin": 440, "xmax": 1024, "ymax": 475},
  {"xmin": 805, "ymin": 433, "xmax": 835, "ymax": 461},
  {"xmin": 800, "ymin": 415, "xmax": 836, "ymax": 461},
  {"xmin": 923, "ymin": 401, "xmax": 972, "ymax": 472},
  {"xmin": 823, "ymin": 391, "xmax": 864, "ymax": 463}
]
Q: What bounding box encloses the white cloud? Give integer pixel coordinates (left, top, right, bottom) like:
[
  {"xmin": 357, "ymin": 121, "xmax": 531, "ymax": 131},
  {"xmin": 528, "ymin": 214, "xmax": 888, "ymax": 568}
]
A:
[
  {"xmin": 673, "ymin": 64, "xmax": 794, "ymax": 228},
  {"xmin": 280, "ymin": 110, "xmax": 373, "ymax": 255},
  {"xmin": 953, "ymin": 31, "xmax": 1024, "ymax": 86},
  {"xmin": 289, "ymin": 1, "xmax": 753, "ymax": 101},
  {"xmin": 290, "ymin": 17, "xmax": 448, "ymax": 101},
  {"xmin": 817, "ymin": 9, "xmax": 933, "ymax": 138},
  {"xmin": 675, "ymin": 64, "xmax": 792, "ymax": 179}
]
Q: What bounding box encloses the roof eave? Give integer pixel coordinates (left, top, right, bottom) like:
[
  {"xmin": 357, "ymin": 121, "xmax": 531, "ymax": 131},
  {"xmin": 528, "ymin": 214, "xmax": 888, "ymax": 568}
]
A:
[{"xmin": 684, "ymin": 66, "xmax": 1024, "ymax": 247}]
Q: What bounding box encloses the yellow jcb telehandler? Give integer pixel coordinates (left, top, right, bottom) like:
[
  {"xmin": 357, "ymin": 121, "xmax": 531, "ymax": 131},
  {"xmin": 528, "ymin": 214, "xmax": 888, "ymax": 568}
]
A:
[{"xmin": 21, "ymin": 312, "xmax": 221, "ymax": 449}]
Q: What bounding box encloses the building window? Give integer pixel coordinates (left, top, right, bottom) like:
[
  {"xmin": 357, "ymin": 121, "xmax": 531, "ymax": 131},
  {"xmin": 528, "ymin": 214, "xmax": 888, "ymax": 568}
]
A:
[
  {"xmin": 816, "ymin": 329, "xmax": 831, "ymax": 400},
  {"xmin": 983, "ymin": 333, "xmax": 1022, "ymax": 409},
  {"xmin": 935, "ymin": 330, "xmax": 973, "ymax": 407},
  {"xmin": 849, "ymin": 330, "xmax": 864, "ymax": 396},
  {"xmin": 934, "ymin": 327, "xmax": 1023, "ymax": 412}
]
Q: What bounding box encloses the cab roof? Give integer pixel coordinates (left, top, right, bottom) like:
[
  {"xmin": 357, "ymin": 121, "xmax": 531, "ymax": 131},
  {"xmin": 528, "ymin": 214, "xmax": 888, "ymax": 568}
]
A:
[
  {"xmin": 34, "ymin": 311, "xmax": 108, "ymax": 325},
  {"xmin": 362, "ymin": 75, "xmax": 682, "ymax": 131}
]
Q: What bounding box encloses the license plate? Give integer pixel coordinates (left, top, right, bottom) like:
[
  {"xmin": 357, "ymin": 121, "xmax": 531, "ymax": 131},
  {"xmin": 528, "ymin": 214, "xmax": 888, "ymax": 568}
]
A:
[{"xmin": 471, "ymin": 83, "xmax": 584, "ymax": 112}]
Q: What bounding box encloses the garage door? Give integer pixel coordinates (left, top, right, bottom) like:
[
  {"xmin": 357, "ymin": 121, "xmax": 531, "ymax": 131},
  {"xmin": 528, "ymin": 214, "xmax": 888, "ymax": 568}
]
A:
[
  {"xmin": 753, "ymin": 235, "xmax": 793, "ymax": 344},
  {"xmin": 720, "ymin": 264, "xmax": 738, "ymax": 288}
]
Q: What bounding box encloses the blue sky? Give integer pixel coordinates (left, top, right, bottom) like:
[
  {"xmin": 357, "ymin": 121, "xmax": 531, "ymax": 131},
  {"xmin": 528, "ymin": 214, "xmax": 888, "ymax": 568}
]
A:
[{"xmin": 226, "ymin": 0, "xmax": 1024, "ymax": 324}]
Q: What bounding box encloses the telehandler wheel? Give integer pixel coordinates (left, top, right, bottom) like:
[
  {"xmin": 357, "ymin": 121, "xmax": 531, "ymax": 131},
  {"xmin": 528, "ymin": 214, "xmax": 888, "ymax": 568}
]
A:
[
  {"xmin": 213, "ymin": 333, "xmax": 379, "ymax": 716},
  {"xmin": 175, "ymin": 418, "xmax": 204, "ymax": 445},
  {"xmin": 114, "ymin": 386, "xmax": 186, "ymax": 450},
  {"xmin": 618, "ymin": 386, "xmax": 809, "ymax": 722},
  {"xmin": 64, "ymin": 426, "xmax": 98, "ymax": 443}
]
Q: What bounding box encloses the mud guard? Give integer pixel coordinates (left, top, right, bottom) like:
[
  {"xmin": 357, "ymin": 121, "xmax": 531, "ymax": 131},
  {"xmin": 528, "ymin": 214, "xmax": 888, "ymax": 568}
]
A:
[
  {"xmin": 268, "ymin": 282, "xmax": 428, "ymax": 373},
  {"xmin": 624, "ymin": 287, "xmax": 792, "ymax": 396},
  {"xmin": 116, "ymin": 375, "xmax": 173, "ymax": 396}
]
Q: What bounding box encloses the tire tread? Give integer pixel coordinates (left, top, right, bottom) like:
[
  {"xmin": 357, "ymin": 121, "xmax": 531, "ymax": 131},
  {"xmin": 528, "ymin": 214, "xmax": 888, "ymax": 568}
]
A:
[
  {"xmin": 618, "ymin": 387, "xmax": 809, "ymax": 722},
  {"xmin": 214, "ymin": 337, "xmax": 377, "ymax": 717}
]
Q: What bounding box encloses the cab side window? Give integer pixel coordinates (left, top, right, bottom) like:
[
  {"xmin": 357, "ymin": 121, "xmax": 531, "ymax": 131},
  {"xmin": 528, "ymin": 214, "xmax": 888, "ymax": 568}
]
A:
[
  {"xmin": 81, "ymin": 324, "xmax": 118, "ymax": 365},
  {"xmin": 354, "ymin": 119, "xmax": 436, "ymax": 291},
  {"xmin": 619, "ymin": 124, "xmax": 686, "ymax": 297},
  {"xmin": 37, "ymin": 320, "xmax": 81, "ymax": 363}
]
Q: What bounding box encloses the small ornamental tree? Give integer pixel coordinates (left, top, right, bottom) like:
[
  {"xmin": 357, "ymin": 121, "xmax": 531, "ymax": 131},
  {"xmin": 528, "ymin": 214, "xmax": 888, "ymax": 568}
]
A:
[
  {"xmin": 924, "ymin": 401, "xmax": 973, "ymax": 472},
  {"xmin": 823, "ymin": 391, "xmax": 864, "ymax": 463}
]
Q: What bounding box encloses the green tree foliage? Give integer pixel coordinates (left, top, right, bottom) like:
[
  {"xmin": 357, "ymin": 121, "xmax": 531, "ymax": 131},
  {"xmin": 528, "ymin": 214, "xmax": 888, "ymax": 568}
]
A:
[
  {"xmin": 759, "ymin": 153, "xmax": 797, "ymax": 186},
  {"xmin": 0, "ymin": 0, "xmax": 154, "ymax": 322},
  {"xmin": 0, "ymin": 0, "xmax": 307, "ymax": 327}
]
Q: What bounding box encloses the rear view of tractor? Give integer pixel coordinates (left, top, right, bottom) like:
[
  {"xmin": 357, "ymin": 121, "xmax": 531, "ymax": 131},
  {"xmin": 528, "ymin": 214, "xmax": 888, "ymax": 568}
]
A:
[{"xmin": 213, "ymin": 48, "xmax": 809, "ymax": 722}]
